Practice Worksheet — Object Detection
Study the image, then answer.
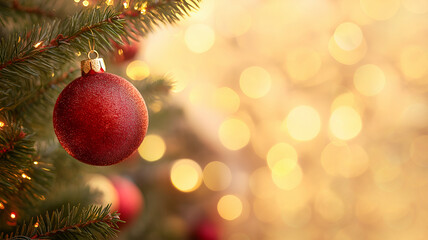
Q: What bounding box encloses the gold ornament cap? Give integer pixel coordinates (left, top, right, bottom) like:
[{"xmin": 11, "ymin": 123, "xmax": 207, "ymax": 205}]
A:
[{"xmin": 81, "ymin": 50, "xmax": 106, "ymax": 76}]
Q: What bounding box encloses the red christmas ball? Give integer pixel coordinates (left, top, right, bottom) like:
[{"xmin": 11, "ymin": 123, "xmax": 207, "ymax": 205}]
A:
[
  {"xmin": 114, "ymin": 39, "xmax": 140, "ymax": 63},
  {"xmin": 110, "ymin": 176, "xmax": 144, "ymax": 226},
  {"xmin": 190, "ymin": 220, "xmax": 219, "ymax": 240},
  {"xmin": 53, "ymin": 72, "xmax": 148, "ymax": 166}
]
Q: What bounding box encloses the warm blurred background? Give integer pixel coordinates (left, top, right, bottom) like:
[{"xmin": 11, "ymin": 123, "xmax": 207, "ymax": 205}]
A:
[{"xmin": 93, "ymin": 0, "xmax": 428, "ymax": 239}]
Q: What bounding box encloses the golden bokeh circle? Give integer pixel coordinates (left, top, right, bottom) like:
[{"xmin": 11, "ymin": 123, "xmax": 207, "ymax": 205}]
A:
[
  {"xmin": 353, "ymin": 64, "xmax": 386, "ymax": 96},
  {"xmin": 286, "ymin": 106, "xmax": 321, "ymax": 141},
  {"xmin": 170, "ymin": 159, "xmax": 203, "ymax": 193},
  {"xmin": 203, "ymin": 161, "xmax": 232, "ymax": 191}
]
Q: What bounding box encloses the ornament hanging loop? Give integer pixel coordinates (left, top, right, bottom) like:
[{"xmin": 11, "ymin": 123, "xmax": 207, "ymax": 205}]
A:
[{"xmin": 87, "ymin": 50, "xmax": 99, "ymax": 60}]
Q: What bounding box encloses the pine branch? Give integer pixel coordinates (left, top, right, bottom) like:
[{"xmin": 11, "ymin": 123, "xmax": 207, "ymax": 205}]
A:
[
  {"xmin": 0, "ymin": 112, "xmax": 54, "ymax": 223},
  {"xmin": 0, "ymin": 0, "xmax": 199, "ymax": 111},
  {"xmin": 133, "ymin": 76, "xmax": 173, "ymax": 103},
  {"xmin": 1, "ymin": 204, "xmax": 122, "ymax": 240}
]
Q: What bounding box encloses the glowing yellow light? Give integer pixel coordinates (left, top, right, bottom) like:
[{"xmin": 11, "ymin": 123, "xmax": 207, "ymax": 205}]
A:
[
  {"xmin": 217, "ymin": 195, "xmax": 243, "ymax": 221},
  {"xmin": 33, "ymin": 161, "xmax": 39, "ymax": 165},
  {"xmin": 329, "ymin": 106, "xmax": 362, "ymax": 140},
  {"xmin": 266, "ymin": 142, "xmax": 298, "ymax": 169},
  {"xmin": 331, "ymin": 92, "xmax": 364, "ymax": 114},
  {"xmin": 400, "ymin": 45, "xmax": 428, "ymax": 80},
  {"xmin": 284, "ymin": 47, "xmax": 322, "ymax": 83},
  {"xmin": 105, "ymin": 0, "xmax": 113, "ymax": 5},
  {"xmin": 10, "ymin": 213, "xmax": 16, "ymax": 219},
  {"xmin": 249, "ymin": 167, "xmax": 276, "ymax": 199},
  {"xmin": 76, "ymin": 51, "xmax": 81, "ymax": 56},
  {"xmin": 218, "ymin": 118, "xmax": 251, "ymax": 150},
  {"xmin": 82, "ymin": 0, "xmax": 89, "ymax": 6},
  {"xmin": 360, "ymin": 0, "xmax": 400, "ymax": 21},
  {"xmin": 239, "ymin": 66, "xmax": 271, "ymax": 99},
  {"xmin": 33, "ymin": 41, "xmax": 43, "ymax": 48},
  {"xmin": 333, "ymin": 22, "xmax": 363, "ymax": 51},
  {"xmin": 170, "ymin": 159, "xmax": 202, "ymax": 193},
  {"xmin": 402, "ymin": 0, "xmax": 428, "ymax": 14},
  {"xmin": 123, "ymin": 1, "xmax": 129, "ymax": 9},
  {"xmin": 74, "ymin": 0, "xmax": 80, "ymax": 2},
  {"xmin": 34, "ymin": 222, "xmax": 39, "ymax": 228},
  {"xmin": 117, "ymin": 49, "xmax": 124, "ymax": 56},
  {"xmin": 149, "ymin": 100, "xmax": 163, "ymax": 113},
  {"xmin": 211, "ymin": 87, "xmax": 240, "ymax": 114},
  {"xmin": 138, "ymin": 134, "xmax": 166, "ymax": 162},
  {"xmin": 202, "ymin": 161, "xmax": 232, "ymax": 191},
  {"xmin": 353, "ymin": 64, "xmax": 386, "ymax": 96},
  {"xmin": 0, "ymin": 121, "xmax": 4, "ymax": 128},
  {"xmin": 328, "ymin": 36, "xmax": 367, "ymax": 65},
  {"xmin": 271, "ymin": 161, "xmax": 302, "ymax": 190},
  {"xmin": 321, "ymin": 142, "xmax": 369, "ymax": 178},
  {"xmin": 21, "ymin": 173, "xmax": 31, "ymax": 180},
  {"xmin": 0, "ymin": 203, "xmax": 4, "ymax": 209},
  {"xmin": 184, "ymin": 24, "xmax": 215, "ymax": 53},
  {"xmin": 285, "ymin": 105, "xmax": 321, "ymax": 141},
  {"xmin": 126, "ymin": 60, "xmax": 150, "ymax": 80}
]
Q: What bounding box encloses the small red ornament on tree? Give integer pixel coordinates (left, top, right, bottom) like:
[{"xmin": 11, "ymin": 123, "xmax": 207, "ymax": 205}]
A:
[
  {"xmin": 113, "ymin": 38, "xmax": 140, "ymax": 63},
  {"xmin": 110, "ymin": 176, "xmax": 144, "ymax": 227},
  {"xmin": 53, "ymin": 50, "xmax": 148, "ymax": 166}
]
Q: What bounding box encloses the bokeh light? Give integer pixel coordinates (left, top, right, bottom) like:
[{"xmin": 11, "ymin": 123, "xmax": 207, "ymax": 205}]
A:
[
  {"xmin": 185, "ymin": 24, "xmax": 215, "ymax": 53},
  {"xmin": 266, "ymin": 142, "xmax": 298, "ymax": 169},
  {"xmin": 170, "ymin": 159, "xmax": 202, "ymax": 193},
  {"xmin": 138, "ymin": 134, "xmax": 166, "ymax": 162},
  {"xmin": 321, "ymin": 142, "xmax": 369, "ymax": 178},
  {"xmin": 402, "ymin": 0, "xmax": 428, "ymax": 14},
  {"xmin": 353, "ymin": 64, "xmax": 386, "ymax": 96},
  {"xmin": 360, "ymin": 0, "xmax": 400, "ymax": 21},
  {"xmin": 140, "ymin": 0, "xmax": 428, "ymax": 238},
  {"xmin": 203, "ymin": 161, "xmax": 232, "ymax": 191},
  {"xmin": 239, "ymin": 66, "xmax": 271, "ymax": 99},
  {"xmin": 249, "ymin": 167, "xmax": 276, "ymax": 199},
  {"xmin": 218, "ymin": 118, "xmax": 251, "ymax": 150},
  {"xmin": 126, "ymin": 60, "xmax": 150, "ymax": 80},
  {"xmin": 400, "ymin": 45, "xmax": 428, "ymax": 81},
  {"xmin": 333, "ymin": 22, "xmax": 363, "ymax": 51},
  {"xmin": 211, "ymin": 87, "xmax": 240, "ymax": 114},
  {"xmin": 284, "ymin": 47, "xmax": 322, "ymax": 82},
  {"xmin": 216, "ymin": 3, "xmax": 252, "ymax": 37},
  {"xmin": 285, "ymin": 106, "xmax": 321, "ymax": 141},
  {"xmin": 217, "ymin": 195, "xmax": 243, "ymax": 221},
  {"xmin": 328, "ymin": 36, "xmax": 367, "ymax": 65},
  {"xmin": 329, "ymin": 106, "xmax": 362, "ymax": 140},
  {"xmin": 271, "ymin": 161, "xmax": 303, "ymax": 190}
]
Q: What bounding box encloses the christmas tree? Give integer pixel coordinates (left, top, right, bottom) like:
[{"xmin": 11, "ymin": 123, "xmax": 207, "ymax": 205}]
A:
[{"xmin": 0, "ymin": 0, "xmax": 200, "ymax": 239}]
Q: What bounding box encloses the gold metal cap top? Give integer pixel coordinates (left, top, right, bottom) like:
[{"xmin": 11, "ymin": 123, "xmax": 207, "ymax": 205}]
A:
[{"xmin": 81, "ymin": 50, "xmax": 106, "ymax": 76}]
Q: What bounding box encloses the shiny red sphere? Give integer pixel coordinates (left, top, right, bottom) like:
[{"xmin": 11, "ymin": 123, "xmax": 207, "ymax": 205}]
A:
[
  {"xmin": 53, "ymin": 72, "xmax": 148, "ymax": 166},
  {"xmin": 111, "ymin": 176, "xmax": 144, "ymax": 226}
]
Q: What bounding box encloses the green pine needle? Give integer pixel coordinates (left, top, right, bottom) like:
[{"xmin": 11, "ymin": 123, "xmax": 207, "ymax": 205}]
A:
[{"xmin": 1, "ymin": 204, "xmax": 122, "ymax": 240}]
